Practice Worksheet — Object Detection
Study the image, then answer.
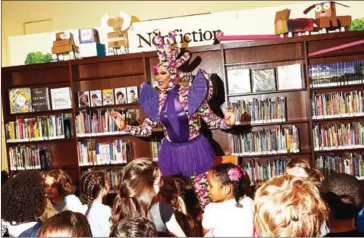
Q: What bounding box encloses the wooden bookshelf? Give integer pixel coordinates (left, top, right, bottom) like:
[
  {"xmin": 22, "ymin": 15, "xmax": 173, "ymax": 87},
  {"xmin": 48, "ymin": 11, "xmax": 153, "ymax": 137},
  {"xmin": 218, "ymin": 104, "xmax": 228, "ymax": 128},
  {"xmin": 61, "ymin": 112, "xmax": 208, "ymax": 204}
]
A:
[{"xmin": 2, "ymin": 31, "xmax": 364, "ymax": 186}]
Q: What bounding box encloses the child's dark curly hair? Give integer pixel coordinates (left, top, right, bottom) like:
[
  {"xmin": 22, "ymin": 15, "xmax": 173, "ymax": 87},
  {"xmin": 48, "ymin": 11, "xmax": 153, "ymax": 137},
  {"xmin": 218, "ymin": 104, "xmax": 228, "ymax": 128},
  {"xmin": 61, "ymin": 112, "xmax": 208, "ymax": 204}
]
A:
[
  {"xmin": 209, "ymin": 163, "xmax": 247, "ymax": 207},
  {"xmin": 1, "ymin": 171, "xmax": 46, "ymax": 223},
  {"xmin": 46, "ymin": 169, "xmax": 74, "ymax": 197}
]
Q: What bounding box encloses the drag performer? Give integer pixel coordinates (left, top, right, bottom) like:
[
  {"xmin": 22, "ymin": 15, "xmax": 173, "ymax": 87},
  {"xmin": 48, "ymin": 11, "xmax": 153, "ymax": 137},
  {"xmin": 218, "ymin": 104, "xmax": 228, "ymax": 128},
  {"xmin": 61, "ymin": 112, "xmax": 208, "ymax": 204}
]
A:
[{"xmin": 111, "ymin": 29, "xmax": 235, "ymax": 208}]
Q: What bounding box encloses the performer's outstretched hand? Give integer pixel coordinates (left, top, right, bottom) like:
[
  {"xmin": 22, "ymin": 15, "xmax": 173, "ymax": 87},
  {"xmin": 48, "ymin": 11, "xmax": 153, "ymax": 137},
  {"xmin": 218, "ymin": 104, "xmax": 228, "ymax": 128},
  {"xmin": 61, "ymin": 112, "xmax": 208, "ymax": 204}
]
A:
[
  {"xmin": 110, "ymin": 111, "xmax": 127, "ymax": 130},
  {"xmin": 224, "ymin": 106, "xmax": 236, "ymax": 127}
]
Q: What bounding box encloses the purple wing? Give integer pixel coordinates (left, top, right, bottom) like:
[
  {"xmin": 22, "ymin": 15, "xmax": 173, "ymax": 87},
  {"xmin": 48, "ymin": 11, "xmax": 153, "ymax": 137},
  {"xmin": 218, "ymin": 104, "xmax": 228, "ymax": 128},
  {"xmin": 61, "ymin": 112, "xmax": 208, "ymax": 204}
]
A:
[
  {"xmin": 139, "ymin": 82, "xmax": 160, "ymax": 122},
  {"xmin": 188, "ymin": 69, "xmax": 208, "ymax": 116}
]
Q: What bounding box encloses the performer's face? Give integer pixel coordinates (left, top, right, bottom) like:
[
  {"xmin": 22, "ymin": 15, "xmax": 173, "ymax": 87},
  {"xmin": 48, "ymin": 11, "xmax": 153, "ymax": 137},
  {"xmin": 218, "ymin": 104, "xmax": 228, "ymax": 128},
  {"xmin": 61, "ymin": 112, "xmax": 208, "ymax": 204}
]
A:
[{"xmin": 155, "ymin": 66, "xmax": 170, "ymax": 89}]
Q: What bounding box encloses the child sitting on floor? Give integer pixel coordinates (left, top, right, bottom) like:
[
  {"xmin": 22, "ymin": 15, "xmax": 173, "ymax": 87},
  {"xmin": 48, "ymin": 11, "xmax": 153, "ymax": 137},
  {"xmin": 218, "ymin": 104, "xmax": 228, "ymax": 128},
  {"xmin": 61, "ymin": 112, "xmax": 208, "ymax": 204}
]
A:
[{"xmin": 202, "ymin": 163, "xmax": 254, "ymax": 237}]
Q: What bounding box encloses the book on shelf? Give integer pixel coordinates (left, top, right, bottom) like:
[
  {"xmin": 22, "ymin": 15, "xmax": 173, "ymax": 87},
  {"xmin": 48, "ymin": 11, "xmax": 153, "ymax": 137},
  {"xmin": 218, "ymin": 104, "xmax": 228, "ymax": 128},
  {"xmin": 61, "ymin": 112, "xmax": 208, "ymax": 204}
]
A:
[
  {"xmin": 227, "ymin": 69, "xmax": 251, "ymax": 94},
  {"xmin": 232, "ymin": 125, "xmax": 300, "ymax": 156},
  {"xmin": 316, "ymin": 153, "xmax": 364, "ymax": 179},
  {"xmin": 251, "ymin": 68, "xmax": 276, "ymax": 93},
  {"xmin": 9, "ymin": 87, "xmax": 32, "ymax": 114},
  {"xmin": 75, "ymin": 108, "xmax": 139, "ymax": 136},
  {"xmin": 277, "ymin": 64, "xmax": 303, "ymax": 90},
  {"xmin": 50, "ymin": 87, "xmax": 72, "ymax": 110},
  {"xmin": 241, "ymin": 158, "xmax": 289, "ymax": 185},
  {"xmin": 313, "ymin": 122, "xmax": 364, "ymax": 151},
  {"xmin": 231, "ymin": 97, "xmax": 286, "ymax": 125},
  {"xmin": 31, "ymin": 87, "xmax": 51, "ymax": 112},
  {"xmin": 102, "ymin": 89, "xmax": 114, "ymax": 105},
  {"xmin": 5, "ymin": 113, "xmax": 74, "ymax": 142},
  {"xmin": 114, "ymin": 87, "xmax": 127, "ymax": 105},
  {"xmin": 309, "ymin": 60, "xmax": 364, "ymax": 88},
  {"xmin": 89, "ymin": 90, "xmax": 102, "ymax": 107},
  {"xmin": 151, "ymin": 137, "xmax": 162, "ymax": 162},
  {"xmin": 126, "ymin": 86, "xmax": 139, "ymax": 104},
  {"xmin": 312, "ymin": 90, "xmax": 364, "ymax": 119},
  {"xmin": 78, "ymin": 91, "xmax": 91, "ymax": 108},
  {"xmin": 78, "ymin": 139, "xmax": 132, "ymax": 166},
  {"xmin": 8, "ymin": 144, "xmax": 52, "ymax": 171}
]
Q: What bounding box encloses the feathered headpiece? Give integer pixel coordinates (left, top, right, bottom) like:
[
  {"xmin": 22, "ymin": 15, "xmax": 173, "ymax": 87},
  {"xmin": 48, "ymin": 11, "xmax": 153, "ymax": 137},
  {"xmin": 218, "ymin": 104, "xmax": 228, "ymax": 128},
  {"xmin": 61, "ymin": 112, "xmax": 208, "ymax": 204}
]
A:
[{"xmin": 152, "ymin": 29, "xmax": 191, "ymax": 89}]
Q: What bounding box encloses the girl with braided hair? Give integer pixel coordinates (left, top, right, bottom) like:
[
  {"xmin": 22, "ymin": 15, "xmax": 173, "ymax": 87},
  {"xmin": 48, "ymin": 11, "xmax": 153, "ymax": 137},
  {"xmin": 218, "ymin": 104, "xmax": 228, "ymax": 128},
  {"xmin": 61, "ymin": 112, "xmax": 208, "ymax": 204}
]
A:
[
  {"xmin": 110, "ymin": 29, "xmax": 236, "ymax": 209},
  {"xmin": 202, "ymin": 163, "xmax": 253, "ymax": 237},
  {"xmin": 79, "ymin": 170, "xmax": 111, "ymax": 237}
]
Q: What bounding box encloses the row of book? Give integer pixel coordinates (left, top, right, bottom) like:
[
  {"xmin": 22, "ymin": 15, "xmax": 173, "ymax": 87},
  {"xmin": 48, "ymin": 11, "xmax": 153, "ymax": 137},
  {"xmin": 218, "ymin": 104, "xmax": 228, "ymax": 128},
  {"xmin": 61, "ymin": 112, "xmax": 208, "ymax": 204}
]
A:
[
  {"xmin": 241, "ymin": 158, "xmax": 289, "ymax": 185},
  {"xmin": 231, "ymin": 97, "xmax": 286, "ymax": 125},
  {"xmin": 232, "ymin": 125, "xmax": 300, "ymax": 156},
  {"xmin": 227, "ymin": 64, "xmax": 303, "ymax": 95},
  {"xmin": 9, "ymin": 87, "xmax": 72, "ymax": 114},
  {"xmin": 77, "ymin": 139, "xmax": 132, "ymax": 166},
  {"xmin": 8, "ymin": 145, "xmax": 51, "ymax": 171},
  {"xmin": 81, "ymin": 168, "xmax": 123, "ymax": 192},
  {"xmin": 316, "ymin": 153, "xmax": 364, "ymax": 178},
  {"xmin": 313, "ymin": 122, "xmax": 364, "ymax": 151},
  {"xmin": 5, "ymin": 114, "xmax": 73, "ymax": 142},
  {"xmin": 309, "ymin": 60, "xmax": 364, "ymax": 88},
  {"xmin": 77, "ymin": 86, "xmax": 139, "ymax": 108},
  {"xmin": 312, "ymin": 90, "xmax": 364, "ymax": 119},
  {"xmin": 76, "ymin": 109, "xmax": 139, "ymax": 137}
]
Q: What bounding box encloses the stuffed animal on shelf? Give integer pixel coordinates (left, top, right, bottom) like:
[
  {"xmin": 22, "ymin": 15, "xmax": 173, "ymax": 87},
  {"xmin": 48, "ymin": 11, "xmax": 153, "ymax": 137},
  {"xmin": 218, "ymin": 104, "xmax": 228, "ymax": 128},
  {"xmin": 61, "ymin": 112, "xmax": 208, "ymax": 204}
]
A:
[
  {"xmin": 101, "ymin": 12, "xmax": 132, "ymax": 55},
  {"xmin": 51, "ymin": 32, "xmax": 80, "ymax": 61},
  {"xmin": 275, "ymin": 9, "xmax": 314, "ymax": 37},
  {"xmin": 303, "ymin": 1, "xmax": 352, "ymax": 33},
  {"xmin": 110, "ymin": 29, "xmax": 236, "ymax": 209}
]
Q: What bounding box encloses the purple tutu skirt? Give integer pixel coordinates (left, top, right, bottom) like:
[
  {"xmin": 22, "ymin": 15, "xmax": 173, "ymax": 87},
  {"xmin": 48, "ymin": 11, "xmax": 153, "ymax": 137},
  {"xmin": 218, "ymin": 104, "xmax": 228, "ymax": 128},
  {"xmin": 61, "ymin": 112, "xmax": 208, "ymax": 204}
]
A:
[{"xmin": 158, "ymin": 135, "xmax": 215, "ymax": 177}]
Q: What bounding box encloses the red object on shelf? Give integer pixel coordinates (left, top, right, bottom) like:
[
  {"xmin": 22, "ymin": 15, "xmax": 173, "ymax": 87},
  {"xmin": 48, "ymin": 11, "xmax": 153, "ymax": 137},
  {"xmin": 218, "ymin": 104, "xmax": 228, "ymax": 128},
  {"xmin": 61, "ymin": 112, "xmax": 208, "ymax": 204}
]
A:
[
  {"xmin": 309, "ymin": 39, "xmax": 364, "ymax": 57},
  {"xmin": 216, "ymin": 31, "xmax": 280, "ymax": 42}
]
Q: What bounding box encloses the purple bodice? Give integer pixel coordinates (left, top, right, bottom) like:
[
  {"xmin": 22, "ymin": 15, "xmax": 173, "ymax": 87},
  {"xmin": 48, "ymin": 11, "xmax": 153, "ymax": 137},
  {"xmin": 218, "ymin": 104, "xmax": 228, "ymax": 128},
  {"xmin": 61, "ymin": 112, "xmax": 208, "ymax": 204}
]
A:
[{"xmin": 160, "ymin": 86, "xmax": 190, "ymax": 143}]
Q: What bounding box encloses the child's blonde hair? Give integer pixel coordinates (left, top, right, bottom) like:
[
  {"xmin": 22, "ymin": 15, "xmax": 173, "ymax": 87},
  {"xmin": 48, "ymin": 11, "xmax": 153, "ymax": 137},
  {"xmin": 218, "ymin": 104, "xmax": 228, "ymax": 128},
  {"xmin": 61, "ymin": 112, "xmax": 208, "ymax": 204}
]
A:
[{"xmin": 253, "ymin": 174, "xmax": 328, "ymax": 237}]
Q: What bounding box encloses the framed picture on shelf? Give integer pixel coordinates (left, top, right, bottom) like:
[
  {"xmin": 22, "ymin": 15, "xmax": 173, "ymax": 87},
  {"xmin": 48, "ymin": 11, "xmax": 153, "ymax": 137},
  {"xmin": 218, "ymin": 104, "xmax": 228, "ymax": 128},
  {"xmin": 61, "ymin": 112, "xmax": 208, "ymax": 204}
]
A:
[
  {"xmin": 227, "ymin": 69, "xmax": 251, "ymax": 94},
  {"xmin": 89, "ymin": 90, "xmax": 102, "ymax": 107},
  {"xmin": 78, "ymin": 91, "xmax": 90, "ymax": 108},
  {"xmin": 126, "ymin": 86, "xmax": 139, "ymax": 104},
  {"xmin": 252, "ymin": 68, "xmax": 276, "ymax": 92},
  {"xmin": 114, "ymin": 87, "xmax": 127, "ymax": 105},
  {"xmin": 277, "ymin": 64, "xmax": 303, "ymax": 90},
  {"xmin": 102, "ymin": 89, "xmax": 114, "ymax": 105}
]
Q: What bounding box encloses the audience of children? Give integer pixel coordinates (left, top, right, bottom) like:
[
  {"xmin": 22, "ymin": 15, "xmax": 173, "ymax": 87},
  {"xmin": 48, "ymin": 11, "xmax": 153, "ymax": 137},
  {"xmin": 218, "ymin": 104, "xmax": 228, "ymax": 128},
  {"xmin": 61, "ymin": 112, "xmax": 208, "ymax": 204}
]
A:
[
  {"xmin": 110, "ymin": 217, "xmax": 157, "ymax": 237},
  {"xmin": 253, "ymin": 174, "xmax": 329, "ymax": 237},
  {"xmin": 320, "ymin": 173, "xmax": 364, "ymax": 237},
  {"xmin": 38, "ymin": 211, "xmax": 92, "ymax": 237},
  {"xmin": 1, "ymin": 156, "xmax": 364, "ymax": 237},
  {"xmin": 202, "ymin": 163, "xmax": 254, "ymax": 237},
  {"xmin": 1, "ymin": 171, "xmax": 45, "ymax": 237},
  {"xmin": 41, "ymin": 169, "xmax": 84, "ymax": 221},
  {"xmin": 79, "ymin": 171, "xmax": 112, "ymax": 237}
]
